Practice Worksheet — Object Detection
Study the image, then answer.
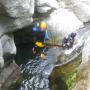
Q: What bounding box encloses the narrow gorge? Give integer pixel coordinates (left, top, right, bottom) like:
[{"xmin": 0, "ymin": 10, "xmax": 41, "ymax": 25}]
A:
[{"xmin": 0, "ymin": 0, "xmax": 90, "ymax": 90}]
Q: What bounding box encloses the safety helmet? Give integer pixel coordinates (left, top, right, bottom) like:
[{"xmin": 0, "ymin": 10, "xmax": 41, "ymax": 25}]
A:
[{"xmin": 39, "ymin": 21, "xmax": 47, "ymax": 30}]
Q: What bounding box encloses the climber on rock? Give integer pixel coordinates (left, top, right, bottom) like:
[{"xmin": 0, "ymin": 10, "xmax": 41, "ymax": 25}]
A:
[
  {"xmin": 31, "ymin": 21, "xmax": 49, "ymax": 57},
  {"xmin": 62, "ymin": 32, "xmax": 76, "ymax": 49},
  {"xmin": 62, "ymin": 37, "xmax": 68, "ymax": 49}
]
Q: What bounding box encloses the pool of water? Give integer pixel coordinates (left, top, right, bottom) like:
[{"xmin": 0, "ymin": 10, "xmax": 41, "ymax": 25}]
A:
[{"xmin": 14, "ymin": 22, "xmax": 90, "ymax": 90}]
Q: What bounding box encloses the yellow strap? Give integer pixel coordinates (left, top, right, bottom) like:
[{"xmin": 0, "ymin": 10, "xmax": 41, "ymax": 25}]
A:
[{"xmin": 35, "ymin": 41, "xmax": 44, "ymax": 47}]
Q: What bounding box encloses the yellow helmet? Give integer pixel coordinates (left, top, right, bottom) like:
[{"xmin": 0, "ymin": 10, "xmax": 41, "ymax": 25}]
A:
[{"xmin": 39, "ymin": 21, "xmax": 47, "ymax": 30}]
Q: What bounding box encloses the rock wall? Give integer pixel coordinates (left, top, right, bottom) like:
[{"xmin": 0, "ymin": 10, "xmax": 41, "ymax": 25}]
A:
[
  {"xmin": 0, "ymin": 33, "xmax": 16, "ymax": 68},
  {"xmin": 0, "ymin": 0, "xmax": 35, "ymax": 67},
  {"xmin": 72, "ymin": 57, "xmax": 90, "ymax": 90},
  {"xmin": 0, "ymin": 61, "xmax": 21, "ymax": 90},
  {"xmin": 0, "ymin": 0, "xmax": 90, "ymax": 69},
  {"xmin": 45, "ymin": 8, "xmax": 83, "ymax": 45},
  {"xmin": 0, "ymin": 0, "xmax": 90, "ymax": 34},
  {"xmin": 0, "ymin": 0, "xmax": 90, "ymax": 68},
  {"xmin": 57, "ymin": 0, "xmax": 90, "ymax": 22},
  {"xmin": 0, "ymin": 0, "xmax": 90, "ymax": 89},
  {"xmin": 0, "ymin": 0, "xmax": 34, "ymax": 35}
]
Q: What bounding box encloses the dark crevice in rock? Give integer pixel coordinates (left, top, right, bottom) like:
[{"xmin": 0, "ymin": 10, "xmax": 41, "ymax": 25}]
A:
[
  {"xmin": 33, "ymin": 8, "xmax": 55, "ymax": 21},
  {"xmin": 13, "ymin": 25, "xmax": 33, "ymax": 45}
]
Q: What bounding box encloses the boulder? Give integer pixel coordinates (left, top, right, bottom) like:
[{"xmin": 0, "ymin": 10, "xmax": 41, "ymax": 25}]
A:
[
  {"xmin": 1, "ymin": 33, "xmax": 16, "ymax": 60},
  {"xmin": 45, "ymin": 8, "xmax": 84, "ymax": 45},
  {"xmin": 49, "ymin": 53, "xmax": 82, "ymax": 90},
  {"xmin": 82, "ymin": 37, "xmax": 90, "ymax": 65},
  {"xmin": 0, "ymin": 61, "xmax": 21, "ymax": 90},
  {"xmin": 0, "ymin": 40, "xmax": 4, "ymax": 68},
  {"xmin": 35, "ymin": 0, "xmax": 59, "ymax": 13},
  {"xmin": 0, "ymin": 0, "xmax": 35, "ymax": 35},
  {"xmin": 0, "ymin": 33, "xmax": 16, "ymax": 68},
  {"xmin": 57, "ymin": 0, "xmax": 90, "ymax": 22},
  {"xmin": 59, "ymin": 0, "xmax": 90, "ymax": 22},
  {"xmin": 71, "ymin": 0, "xmax": 90, "ymax": 22},
  {"xmin": 72, "ymin": 59, "xmax": 90, "ymax": 90}
]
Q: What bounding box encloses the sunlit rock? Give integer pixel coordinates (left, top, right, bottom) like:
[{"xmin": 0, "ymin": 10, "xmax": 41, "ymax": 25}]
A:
[
  {"xmin": 82, "ymin": 37, "xmax": 90, "ymax": 64},
  {"xmin": 57, "ymin": 1, "xmax": 66, "ymax": 8},
  {"xmin": 1, "ymin": 33, "xmax": 16, "ymax": 60},
  {"xmin": 57, "ymin": 0, "xmax": 74, "ymax": 7},
  {"xmin": 45, "ymin": 8, "xmax": 84, "ymax": 45},
  {"xmin": 73, "ymin": 58, "xmax": 90, "ymax": 90},
  {"xmin": 0, "ymin": 40, "xmax": 4, "ymax": 68},
  {"xmin": 36, "ymin": 0, "xmax": 59, "ymax": 13},
  {"xmin": 72, "ymin": 24, "xmax": 90, "ymax": 90},
  {"xmin": 0, "ymin": 33, "xmax": 16, "ymax": 68},
  {"xmin": 57, "ymin": 0, "xmax": 90, "ymax": 22},
  {"xmin": 71, "ymin": 0, "xmax": 90, "ymax": 22},
  {"xmin": 60, "ymin": 0, "xmax": 90, "ymax": 22}
]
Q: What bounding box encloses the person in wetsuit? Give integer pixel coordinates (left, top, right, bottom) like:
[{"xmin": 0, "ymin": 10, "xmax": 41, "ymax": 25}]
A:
[{"xmin": 31, "ymin": 21, "xmax": 49, "ymax": 58}]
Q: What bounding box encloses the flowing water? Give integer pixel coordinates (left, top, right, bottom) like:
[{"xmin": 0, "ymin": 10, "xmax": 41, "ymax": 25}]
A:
[
  {"xmin": 15, "ymin": 22, "xmax": 90, "ymax": 90},
  {"xmin": 15, "ymin": 46, "xmax": 62, "ymax": 90}
]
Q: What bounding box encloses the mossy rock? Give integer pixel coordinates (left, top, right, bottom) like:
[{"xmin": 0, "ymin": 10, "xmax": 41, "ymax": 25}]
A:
[
  {"xmin": 7, "ymin": 75, "xmax": 23, "ymax": 90},
  {"xmin": 49, "ymin": 54, "xmax": 82, "ymax": 90}
]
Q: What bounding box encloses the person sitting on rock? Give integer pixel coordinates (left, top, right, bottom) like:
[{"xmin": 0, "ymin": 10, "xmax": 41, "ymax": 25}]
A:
[
  {"xmin": 68, "ymin": 32, "xmax": 76, "ymax": 48},
  {"xmin": 62, "ymin": 32, "xmax": 76, "ymax": 49}
]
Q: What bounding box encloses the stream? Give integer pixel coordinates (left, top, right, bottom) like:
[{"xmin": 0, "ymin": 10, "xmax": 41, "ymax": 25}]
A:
[{"xmin": 15, "ymin": 22, "xmax": 90, "ymax": 90}]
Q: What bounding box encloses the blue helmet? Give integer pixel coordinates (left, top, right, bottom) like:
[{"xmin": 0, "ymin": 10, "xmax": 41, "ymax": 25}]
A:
[{"xmin": 32, "ymin": 26, "xmax": 38, "ymax": 32}]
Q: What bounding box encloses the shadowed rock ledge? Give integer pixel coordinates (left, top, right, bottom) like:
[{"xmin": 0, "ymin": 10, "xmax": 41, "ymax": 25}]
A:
[{"xmin": 0, "ymin": 61, "xmax": 21, "ymax": 90}]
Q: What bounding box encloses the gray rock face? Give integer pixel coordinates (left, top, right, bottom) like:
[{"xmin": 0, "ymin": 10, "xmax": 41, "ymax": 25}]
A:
[
  {"xmin": 0, "ymin": 0, "xmax": 35, "ymax": 67},
  {"xmin": 0, "ymin": 0, "xmax": 90, "ymax": 74},
  {"xmin": 0, "ymin": 0, "xmax": 34, "ymax": 35},
  {"xmin": 69, "ymin": 0, "xmax": 90, "ymax": 22},
  {"xmin": 0, "ymin": 33, "xmax": 16, "ymax": 68},
  {"xmin": 0, "ymin": 40, "xmax": 4, "ymax": 68},
  {"xmin": 35, "ymin": 0, "xmax": 59, "ymax": 13},
  {"xmin": 58, "ymin": 0, "xmax": 90, "ymax": 22},
  {"xmin": 45, "ymin": 9, "xmax": 83, "ymax": 45},
  {"xmin": 1, "ymin": 33, "xmax": 16, "ymax": 59}
]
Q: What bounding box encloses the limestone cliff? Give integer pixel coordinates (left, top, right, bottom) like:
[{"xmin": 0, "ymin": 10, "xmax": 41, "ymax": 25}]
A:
[{"xmin": 0, "ymin": 0, "xmax": 90, "ymax": 90}]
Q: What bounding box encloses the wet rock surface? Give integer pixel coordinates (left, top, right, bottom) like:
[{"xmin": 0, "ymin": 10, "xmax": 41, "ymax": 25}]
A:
[
  {"xmin": 0, "ymin": 0, "xmax": 90, "ymax": 90},
  {"xmin": 15, "ymin": 22, "xmax": 90, "ymax": 90},
  {"xmin": 0, "ymin": 61, "xmax": 21, "ymax": 90},
  {"xmin": 49, "ymin": 54, "xmax": 82, "ymax": 90},
  {"xmin": 72, "ymin": 58, "xmax": 90, "ymax": 90},
  {"xmin": 0, "ymin": 33, "xmax": 19, "ymax": 90}
]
